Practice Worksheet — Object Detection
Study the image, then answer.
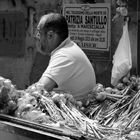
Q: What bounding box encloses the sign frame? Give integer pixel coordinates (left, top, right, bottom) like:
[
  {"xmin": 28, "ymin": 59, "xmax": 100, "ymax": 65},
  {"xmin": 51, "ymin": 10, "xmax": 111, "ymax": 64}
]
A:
[{"xmin": 63, "ymin": 3, "xmax": 111, "ymax": 60}]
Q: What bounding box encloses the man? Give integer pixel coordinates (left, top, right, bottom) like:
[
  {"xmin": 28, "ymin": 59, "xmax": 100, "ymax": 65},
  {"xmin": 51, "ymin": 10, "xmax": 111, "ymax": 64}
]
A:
[{"xmin": 34, "ymin": 12, "xmax": 96, "ymax": 101}]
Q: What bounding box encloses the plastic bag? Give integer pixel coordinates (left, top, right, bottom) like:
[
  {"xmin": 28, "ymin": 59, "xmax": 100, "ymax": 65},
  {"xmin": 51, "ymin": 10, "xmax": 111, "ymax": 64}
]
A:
[{"xmin": 111, "ymin": 22, "xmax": 132, "ymax": 86}]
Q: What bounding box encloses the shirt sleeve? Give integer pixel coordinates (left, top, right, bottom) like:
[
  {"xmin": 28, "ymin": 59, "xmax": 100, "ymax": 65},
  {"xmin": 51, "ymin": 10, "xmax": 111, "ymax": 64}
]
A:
[{"xmin": 41, "ymin": 54, "xmax": 74, "ymax": 86}]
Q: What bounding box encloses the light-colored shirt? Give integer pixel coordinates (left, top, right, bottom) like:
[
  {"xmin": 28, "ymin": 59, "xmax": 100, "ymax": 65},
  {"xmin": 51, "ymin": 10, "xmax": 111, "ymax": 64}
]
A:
[{"xmin": 41, "ymin": 37, "xmax": 96, "ymax": 100}]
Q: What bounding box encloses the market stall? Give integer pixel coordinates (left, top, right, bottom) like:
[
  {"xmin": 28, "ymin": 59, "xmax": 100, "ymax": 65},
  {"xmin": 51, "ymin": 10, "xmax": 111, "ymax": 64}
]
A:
[
  {"xmin": 0, "ymin": 0, "xmax": 139, "ymax": 140},
  {"xmin": 1, "ymin": 75, "xmax": 140, "ymax": 140},
  {"xmin": 0, "ymin": 76, "xmax": 119, "ymax": 140},
  {"xmin": 0, "ymin": 114, "xmax": 83, "ymax": 140}
]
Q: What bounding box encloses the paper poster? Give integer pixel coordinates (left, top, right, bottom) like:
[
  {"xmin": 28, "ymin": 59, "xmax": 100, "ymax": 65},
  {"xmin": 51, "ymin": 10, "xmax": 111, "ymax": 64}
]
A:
[{"xmin": 63, "ymin": 3, "xmax": 111, "ymax": 60}]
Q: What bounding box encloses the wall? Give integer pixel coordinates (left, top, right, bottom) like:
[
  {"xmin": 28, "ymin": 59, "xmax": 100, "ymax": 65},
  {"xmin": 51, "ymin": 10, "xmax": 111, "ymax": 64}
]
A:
[
  {"xmin": 0, "ymin": 0, "xmax": 61, "ymax": 89},
  {"xmin": 63, "ymin": 0, "xmax": 138, "ymax": 86},
  {"xmin": 0, "ymin": 0, "xmax": 138, "ymax": 89}
]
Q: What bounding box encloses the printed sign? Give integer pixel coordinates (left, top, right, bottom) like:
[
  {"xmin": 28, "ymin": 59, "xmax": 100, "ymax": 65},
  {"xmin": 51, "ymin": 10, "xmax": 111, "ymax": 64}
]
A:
[
  {"xmin": 63, "ymin": 4, "xmax": 111, "ymax": 60},
  {"xmin": 0, "ymin": 11, "xmax": 25, "ymax": 57}
]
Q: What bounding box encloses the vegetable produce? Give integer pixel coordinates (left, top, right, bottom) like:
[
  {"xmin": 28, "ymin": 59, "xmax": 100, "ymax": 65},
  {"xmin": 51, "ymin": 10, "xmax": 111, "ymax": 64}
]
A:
[
  {"xmin": 95, "ymin": 92, "xmax": 107, "ymax": 101},
  {"xmin": 0, "ymin": 77, "xmax": 22, "ymax": 115},
  {"xmin": 1, "ymin": 75, "xmax": 140, "ymax": 139},
  {"xmin": 85, "ymin": 74, "xmax": 140, "ymax": 138}
]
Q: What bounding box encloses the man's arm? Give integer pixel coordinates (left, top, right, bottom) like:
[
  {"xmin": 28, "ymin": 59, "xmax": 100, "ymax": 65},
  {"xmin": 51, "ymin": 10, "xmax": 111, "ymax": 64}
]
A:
[
  {"xmin": 36, "ymin": 55, "xmax": 74, "ymax": 92},
  {"xmin": 38, "ymin": 76, "xmax": 57, "ymax": 92}
]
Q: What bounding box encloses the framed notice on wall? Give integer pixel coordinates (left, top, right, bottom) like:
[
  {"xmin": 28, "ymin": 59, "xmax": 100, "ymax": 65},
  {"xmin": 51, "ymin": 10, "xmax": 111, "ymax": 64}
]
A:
[
  {"xmin": 0, "ymin": 11, "xmax": 25, "ymax": 57},
  {"xmin": 63, "ymin": 3, "xmax": 111, "ymax": 60}
]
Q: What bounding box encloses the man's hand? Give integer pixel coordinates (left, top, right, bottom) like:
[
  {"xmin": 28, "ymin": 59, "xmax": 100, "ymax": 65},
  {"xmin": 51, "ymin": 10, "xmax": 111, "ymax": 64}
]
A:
[
  {"xmin": 38, "ymin": 76, "xmax": 57, "ymax": 92},
  {"xmin": 26, "ymin": 83, "xmax": 41, "ymax": 92}
]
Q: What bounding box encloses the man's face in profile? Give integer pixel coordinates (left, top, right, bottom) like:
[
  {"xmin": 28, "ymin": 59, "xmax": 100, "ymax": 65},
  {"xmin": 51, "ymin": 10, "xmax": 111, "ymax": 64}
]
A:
[{"xmin": 35, "ymin": 28, "xmax": 51, "ymax": 55}]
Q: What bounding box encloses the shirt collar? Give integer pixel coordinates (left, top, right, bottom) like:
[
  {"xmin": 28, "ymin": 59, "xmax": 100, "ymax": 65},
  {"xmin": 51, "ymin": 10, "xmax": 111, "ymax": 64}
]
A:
[{"xmin": 51, "ymin": 37, "xmax": 71, "ymax": 56}]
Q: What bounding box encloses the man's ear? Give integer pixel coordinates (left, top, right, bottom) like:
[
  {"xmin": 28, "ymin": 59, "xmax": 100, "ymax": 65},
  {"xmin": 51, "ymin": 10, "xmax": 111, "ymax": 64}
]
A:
[{"xmin": 47, "ymin": 30, "xmax": 54, "ymax": 39}]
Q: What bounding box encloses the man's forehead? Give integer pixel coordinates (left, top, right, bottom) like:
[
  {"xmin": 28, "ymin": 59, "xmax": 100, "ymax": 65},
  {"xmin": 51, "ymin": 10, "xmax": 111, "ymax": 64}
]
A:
[{"xmin": 37, "ymin": 15, "xmax": 49, "ymax": 30}]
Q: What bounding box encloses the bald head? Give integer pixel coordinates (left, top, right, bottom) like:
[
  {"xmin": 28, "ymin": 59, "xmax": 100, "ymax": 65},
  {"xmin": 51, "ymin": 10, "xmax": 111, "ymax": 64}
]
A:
[{"xmin": 37, "ymin": 13, "xmax": 69, "ymax": 41}]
